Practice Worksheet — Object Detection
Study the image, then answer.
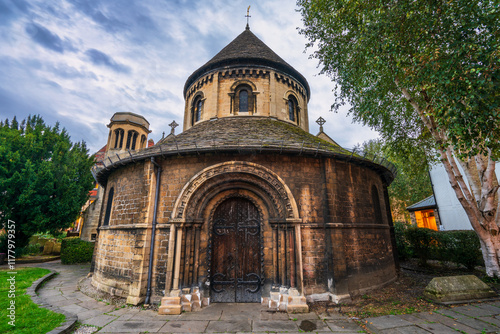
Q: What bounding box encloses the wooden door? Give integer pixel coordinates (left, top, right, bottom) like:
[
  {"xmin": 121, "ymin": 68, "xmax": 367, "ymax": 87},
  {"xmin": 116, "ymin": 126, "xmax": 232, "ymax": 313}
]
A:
[{"xmin": 210, "ymin": 197, "xmax": 261, "ymax": 302}]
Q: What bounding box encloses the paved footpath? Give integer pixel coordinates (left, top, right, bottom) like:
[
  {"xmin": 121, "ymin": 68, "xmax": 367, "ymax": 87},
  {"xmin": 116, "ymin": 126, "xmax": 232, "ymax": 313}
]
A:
[
  {"xmin": 10, "ymin": 260, "xmax": 500, "ymax": 333},
  {"xmin": 365, "ymin": 303, "xmax": 500, "ymax": 334},
  {"xmin": 13, "ymin": 261, "xmax": 364, "ymax": 333}
]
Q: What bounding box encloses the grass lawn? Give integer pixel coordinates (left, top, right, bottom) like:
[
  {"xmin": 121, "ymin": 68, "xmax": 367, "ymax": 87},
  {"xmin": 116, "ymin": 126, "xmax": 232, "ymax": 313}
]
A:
[{"xmin": 0, "ymin": 268, "xmax": 66, "ymax": 334}]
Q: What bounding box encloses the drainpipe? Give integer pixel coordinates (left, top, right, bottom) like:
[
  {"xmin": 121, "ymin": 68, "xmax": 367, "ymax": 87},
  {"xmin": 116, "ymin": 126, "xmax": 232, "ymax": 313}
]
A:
[{"xmin": 145, "ymin": 157, "xmax": 161, "ymax": 305}]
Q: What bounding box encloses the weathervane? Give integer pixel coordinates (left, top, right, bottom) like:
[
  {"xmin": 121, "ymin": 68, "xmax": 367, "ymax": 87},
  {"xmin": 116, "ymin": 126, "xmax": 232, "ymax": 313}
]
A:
[
  {"xmin": 245, "ymin": 5, "xmax": 251, "ymax": 30},
  {"xmin": 316, "ymin": 116, "xmax": 326, "ymax": 132},
  {"xmin": 169, "ymin": 120, "xmax": 179, "ymax": 135}
]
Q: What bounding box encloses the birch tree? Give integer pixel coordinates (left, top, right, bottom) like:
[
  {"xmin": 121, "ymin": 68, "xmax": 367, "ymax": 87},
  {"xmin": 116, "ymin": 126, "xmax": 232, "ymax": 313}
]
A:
[{"xmin": 298, "ymin": 0, "xmax": 500, "ymax": 275}]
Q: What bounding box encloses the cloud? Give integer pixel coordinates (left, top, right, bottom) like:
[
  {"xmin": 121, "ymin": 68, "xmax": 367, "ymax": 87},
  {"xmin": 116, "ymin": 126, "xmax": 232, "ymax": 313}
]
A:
[
  {"xmin": 0, "ymin": 0, "xmax": 30, "ymax": 26},
  {"xmin": 84, "ymin": 49, "xmax": 131, "ymax": 74},
  {"xmin": 25, "ymin": 22, "xmax": 75, "ymax": 53}
]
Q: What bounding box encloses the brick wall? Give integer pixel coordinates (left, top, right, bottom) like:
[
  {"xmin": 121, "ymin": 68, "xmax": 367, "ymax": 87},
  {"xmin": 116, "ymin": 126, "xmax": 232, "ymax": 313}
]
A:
[{"xmin": 93, "ymin": 151, "xmax": 396, "ymax": 303}]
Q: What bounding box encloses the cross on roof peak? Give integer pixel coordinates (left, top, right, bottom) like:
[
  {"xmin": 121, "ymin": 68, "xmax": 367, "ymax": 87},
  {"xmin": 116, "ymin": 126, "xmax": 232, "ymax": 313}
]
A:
[
  {"xmin": 245, "ymin": 5, "xmax": 251, "ymax": 30},
  {"xmin": 316, "ymin": 116, "xmax": 326, "ymax": 132},
  {"xmin": 169, "ymin": 120, "xmax": 179, "ymax": 135}
]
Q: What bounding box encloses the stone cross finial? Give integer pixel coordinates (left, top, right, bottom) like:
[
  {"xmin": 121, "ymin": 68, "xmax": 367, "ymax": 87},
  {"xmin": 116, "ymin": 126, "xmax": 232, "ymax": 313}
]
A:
[
  {"xmin": 245, "ymin": 5, "xmax": 251, "ymax": 30},
  {"xmin": 316, "ymin": 116, "xmax": 326, "ymax": 132},
  {"xmin": 169, "ymin": 120, "xmax": 179, "ymax": 135}
]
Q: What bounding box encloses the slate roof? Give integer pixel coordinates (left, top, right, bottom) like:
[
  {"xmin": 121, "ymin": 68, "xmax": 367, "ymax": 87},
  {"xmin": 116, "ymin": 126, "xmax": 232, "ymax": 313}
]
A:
[
  {"xmin": 183, "ymin": 28, "xmax": 310, "ymax": 99},
  {"xmin": 406, "ymin": 195, "xmax": 436, "ymax": 211},
  {"xmin": 95, "ymin": 117, "xmax": 397, "ymax": 185}
]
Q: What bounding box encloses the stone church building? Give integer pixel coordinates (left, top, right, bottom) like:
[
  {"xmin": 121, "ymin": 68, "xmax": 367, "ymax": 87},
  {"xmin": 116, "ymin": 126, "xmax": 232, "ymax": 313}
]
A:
[{"xmin": 91, "ymin": 26, "xmax": 398, "ymax": 314}]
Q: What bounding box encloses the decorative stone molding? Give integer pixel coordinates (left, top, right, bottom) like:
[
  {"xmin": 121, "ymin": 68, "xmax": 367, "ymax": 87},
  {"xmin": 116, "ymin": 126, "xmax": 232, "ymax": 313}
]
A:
[{"xmin": 171, "ymin": 161, "xmax": 299, "ymax": 220}]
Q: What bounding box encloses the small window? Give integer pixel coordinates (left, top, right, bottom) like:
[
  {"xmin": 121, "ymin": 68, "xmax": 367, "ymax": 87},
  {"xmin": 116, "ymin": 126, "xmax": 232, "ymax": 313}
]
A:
[
  {"xmin": 371, "ymin": 185, "xmax": 383, "ymax": 224},
  {"xmin": 114, "ymin": 128, "xmax": 124, "ymax": 149},
  {"xmin": 288, "ymin": 95, "xmax": 299, "ymax": 124},
  {"xmin": 103, "ymin": 187, "xmax": 114, "ymax": 226},
  {"xmin": 126, "ymin": 130, "xmax": 139, "ymax": 150},
  {"xmin": 91, "ymin": 234, "xmax": 97, "ymax": 241},
  {"xmin": 191, "ymin": 96, "xmax": 203, "ymax": 125},
  {"xmin": 141, "ymin": 135, "xmax": 147, "ymax": 148},
  {"xmin": 239, "ymin": 90, "xmax": 249, "ymax": 113}
]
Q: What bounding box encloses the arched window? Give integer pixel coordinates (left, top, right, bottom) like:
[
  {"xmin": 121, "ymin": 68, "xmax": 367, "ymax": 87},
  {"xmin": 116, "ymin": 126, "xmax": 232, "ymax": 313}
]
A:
[
  {"xmin": 239, "ymin": 90, "xmax": 249, "ymax": 113},
  {"xmin": 191, "ymin": 96, "xmax": 203, "ymax": 126},
  {"xmin": 288, "ymin": 95, "xmax": 299, "ymax": 125},
  {"xmin": 233, "ymin": 84, "xmax": 254, "ymax": 114},
  {"xmin": 371, "ymin": 185, "xmax": 383, "ymax": 224},
  {"xmin": 114, "ymin": 128, "xmax": 124, "ymax": 149},
  {"xmin": 126, "ymin": 130, "xmax": 139, "ymax": 150},
  {"xmin": 141, "ymin": 134, "xmax": 147, "ymax": 148},
  {"xmin": 103, "ymin": 187, "xmax": 114, "ymax": 226}
]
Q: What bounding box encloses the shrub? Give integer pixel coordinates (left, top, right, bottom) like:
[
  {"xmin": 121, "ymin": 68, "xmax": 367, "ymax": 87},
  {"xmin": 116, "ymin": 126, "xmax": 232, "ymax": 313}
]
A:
[
  {"xmin": 402, "ymin": 226, "xmax": 483, "ymax": 270},
  {"xmin": 60, "ymin": 237, "xmax": 94, "ymax": 264},
  {"xmin": 394, "ymin": 222, "xmax": 412, "ymax": 260},
  {"xmin": 21, "ymin": 243, "xmax": 43, "ymax": 256},
  {"xmin": 405, "ymin": 227, "xmax": 439, "ymax": 266},
  {"xmin": 437, "ymin": 230, "xmax": 483, "ymax": 270}
]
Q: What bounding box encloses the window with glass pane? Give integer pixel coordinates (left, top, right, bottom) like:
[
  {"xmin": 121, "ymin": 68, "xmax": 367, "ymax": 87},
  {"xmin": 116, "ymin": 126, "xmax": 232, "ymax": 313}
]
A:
[
  {"xmin": 239, "ymin": 90, "xmax": 248, "ymax": 113},
  {"xmin": 288, "ymin": 99, "xmax": 295, "ymax": 121}
]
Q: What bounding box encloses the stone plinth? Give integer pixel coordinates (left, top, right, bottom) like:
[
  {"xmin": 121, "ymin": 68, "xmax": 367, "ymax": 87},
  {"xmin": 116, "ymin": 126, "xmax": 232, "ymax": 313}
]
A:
[{"xmin": 424, "ymin": 275, "xmax": 498, "ymax": 304}]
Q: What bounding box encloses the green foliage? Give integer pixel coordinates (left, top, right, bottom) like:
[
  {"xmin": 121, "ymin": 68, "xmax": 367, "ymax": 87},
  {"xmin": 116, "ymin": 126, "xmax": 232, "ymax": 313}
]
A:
[
  {"xmin": 60, "ymin": 237, "xmax": 94, "ymax": 264},
  {"xmin": 0, "ymin": 115, "xmax": 95, "ymax": 249},
  {"xmin": 400, "ymin": 227, "xmax": 483, "ymax": 269},
  {"xmin": 0, "ymin": 268, "xmax": 65, "ymax": 333},
  {"xmin": 359, "ymin": 139, "xmax": 433, "ymax": 220},
  {"xmin": 298, "ymin": 0, "xmax": 499, "ymax": 159},
  {"xmin": 405, "ymin": 227, "xmax": 439, "ymax": 266},
  {"xmin": 21, "ymin": 243, "xmax": 43, "ymax": 256},
  {"xmin": 438, "ymin": 230, "xmax": 483, "ymax": 271},
  {"xmin": 393, "ymin": 222, "xmax": 412, "ymax": 260}
]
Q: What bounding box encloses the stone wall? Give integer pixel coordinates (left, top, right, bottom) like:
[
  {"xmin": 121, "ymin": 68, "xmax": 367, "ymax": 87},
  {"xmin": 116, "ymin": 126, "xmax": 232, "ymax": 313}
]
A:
[
  {"xmin": 183, "ymin": 68, "xmax": 309, "ymax": 132},
  {"xmin": 92, "ymin": 151, "xmax": 396, "ymax": 304}
]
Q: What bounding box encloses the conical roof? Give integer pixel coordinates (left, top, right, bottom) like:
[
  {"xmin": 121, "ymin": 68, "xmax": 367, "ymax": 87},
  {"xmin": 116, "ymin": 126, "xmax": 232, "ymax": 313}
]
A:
[{"xmin": 183, "ymin": 28, "xmax": 310, "ymax": 99}]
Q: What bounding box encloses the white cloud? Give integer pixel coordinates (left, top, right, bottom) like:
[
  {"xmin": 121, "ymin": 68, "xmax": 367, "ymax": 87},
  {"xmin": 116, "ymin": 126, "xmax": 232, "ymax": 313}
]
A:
[{"xmin": 0, "ymin": 0, "xmax": 379, "ymax": 152}]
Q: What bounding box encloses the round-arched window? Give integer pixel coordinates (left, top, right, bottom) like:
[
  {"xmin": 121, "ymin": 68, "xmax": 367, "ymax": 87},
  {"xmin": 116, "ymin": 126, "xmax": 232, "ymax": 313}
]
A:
[
  {"xmin": 239, "ymin": 90, "xmax": 249, "ymax": 113},
  {"xmin": 191, "ymin": 96, "xmax": 203, "ymax": 125}
]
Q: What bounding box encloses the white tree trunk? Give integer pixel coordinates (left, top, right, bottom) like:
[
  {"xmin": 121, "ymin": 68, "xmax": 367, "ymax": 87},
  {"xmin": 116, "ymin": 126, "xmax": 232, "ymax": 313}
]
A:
[{"xmin": 398, "ymin": 84, "xmax": 500, "ymax": 276}]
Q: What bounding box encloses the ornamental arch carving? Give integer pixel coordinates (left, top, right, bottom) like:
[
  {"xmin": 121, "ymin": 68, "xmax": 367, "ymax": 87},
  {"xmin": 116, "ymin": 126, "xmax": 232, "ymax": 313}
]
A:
[{"xmin": 171, "ymin": 161, "xmax": 299, "ymax": 221}]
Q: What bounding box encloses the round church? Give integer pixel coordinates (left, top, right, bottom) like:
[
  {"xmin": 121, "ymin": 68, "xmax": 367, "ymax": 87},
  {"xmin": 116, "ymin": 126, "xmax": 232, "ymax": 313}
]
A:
[{"xmin": 91, "ymin": 26, "xmax": 398, "ymax": 314}]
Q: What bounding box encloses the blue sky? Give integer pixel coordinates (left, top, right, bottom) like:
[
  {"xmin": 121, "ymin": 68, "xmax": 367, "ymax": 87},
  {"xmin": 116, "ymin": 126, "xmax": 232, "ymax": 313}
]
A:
[{"xmin": 0, "ymin": 0, "xmax": 378, "ymax": 153}]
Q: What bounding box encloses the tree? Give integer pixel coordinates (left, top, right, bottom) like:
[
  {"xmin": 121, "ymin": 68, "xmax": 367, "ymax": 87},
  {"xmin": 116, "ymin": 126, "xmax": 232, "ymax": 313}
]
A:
[
  {"xmin": 0, "ymin": 115, "xmax": 95, "ymax": 249},
  {"xmin": 298, "ymin": 0, "xmax": 500, "ymax": 275},
  {"xmin": 357, "ymin": 139, "xmax": 433, "ymax": 222}
]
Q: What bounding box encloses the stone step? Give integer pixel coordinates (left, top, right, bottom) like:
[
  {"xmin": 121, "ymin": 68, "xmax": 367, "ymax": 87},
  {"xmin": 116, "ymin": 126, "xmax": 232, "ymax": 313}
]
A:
[
  {"xmin": 160, "ymin": 296, "xmax": 181, "ymax": 305},
  {"xmin": 158, "ymin": 304, "xmax": 182, "ymax": 315}
]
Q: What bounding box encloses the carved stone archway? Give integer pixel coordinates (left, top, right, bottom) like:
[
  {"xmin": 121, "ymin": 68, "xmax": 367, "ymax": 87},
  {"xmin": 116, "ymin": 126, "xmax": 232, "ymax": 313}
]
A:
[{"xmin": 164, "ymin": 161, "xmax": 303, "ymax": 299}]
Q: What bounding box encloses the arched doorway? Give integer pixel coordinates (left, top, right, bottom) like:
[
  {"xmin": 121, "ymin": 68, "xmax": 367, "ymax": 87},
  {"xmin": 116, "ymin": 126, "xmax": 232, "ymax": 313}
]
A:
[{"xmin": 210, "ymin": 197, "xmax": 262, "ymax": 302}]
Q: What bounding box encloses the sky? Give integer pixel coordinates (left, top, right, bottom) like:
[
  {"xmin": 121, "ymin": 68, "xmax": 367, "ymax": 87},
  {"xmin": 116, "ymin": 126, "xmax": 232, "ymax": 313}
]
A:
[{"xmin": 0, "ymin": 0, "xmax": 379, "ymax": 153}]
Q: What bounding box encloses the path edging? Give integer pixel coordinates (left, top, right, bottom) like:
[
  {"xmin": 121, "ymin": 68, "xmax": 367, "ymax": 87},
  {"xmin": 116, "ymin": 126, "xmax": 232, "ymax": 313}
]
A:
[{"xmin": 27, "ymin": 269, "xmax": 78, "ymax": 334}]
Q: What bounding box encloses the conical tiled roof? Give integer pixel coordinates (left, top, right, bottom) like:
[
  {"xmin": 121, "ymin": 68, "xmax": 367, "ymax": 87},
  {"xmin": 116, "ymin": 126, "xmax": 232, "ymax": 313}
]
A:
[{"xmin": 183, "ymin": 28, "xmax": 310, "ymax": 99}]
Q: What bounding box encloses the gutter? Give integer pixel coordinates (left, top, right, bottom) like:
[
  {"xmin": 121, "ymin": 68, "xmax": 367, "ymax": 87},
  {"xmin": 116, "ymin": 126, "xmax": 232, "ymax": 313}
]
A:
[{"xmin": 145, "ymin": 157, "xmax": 161, "ymax": 305}]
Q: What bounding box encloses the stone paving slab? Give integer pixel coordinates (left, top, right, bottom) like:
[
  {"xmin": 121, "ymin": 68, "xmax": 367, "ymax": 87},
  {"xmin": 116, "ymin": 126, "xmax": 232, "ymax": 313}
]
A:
[
  {"xmin": 452, "ymin": 305, "xmax": 498, "ymax": 317},
  {"xmin": 414, "ymin": 312, "xmax": 480, "ymax": 334},
  {"xmin": 326, "ymin": 320, "xmax": 364, "ymax": 332},
  {"xmin": 205, "ymin": 320, "xmax": 252, "ymax": 332},
  {"xmin": 416, "ymin": 322, "xmax": 458, "ymax": 334},
  {"xmin": 160, "ymin": 320, "xmax": 210, "ymax": 332},
  {"xmin": 252, "ymin": 320, "xmax": 298, "ymax": 332},
  {"xmin": 99, "ymin": 320, "xmax": 166, "ymax": 333},
  {"xmin": 83, "ymin": 314, "xmax": 118, "ymax": 327},
  {"xmin": 453, "ymin": 316, "xmax": 500, "ymax": 332},
  {"xmin": 365, "ymin": 315, "xmax": 414, "ymax": 330},
  {"xmin": 379, "ymin": 326, "xmax": 430, "ymax": 334}
]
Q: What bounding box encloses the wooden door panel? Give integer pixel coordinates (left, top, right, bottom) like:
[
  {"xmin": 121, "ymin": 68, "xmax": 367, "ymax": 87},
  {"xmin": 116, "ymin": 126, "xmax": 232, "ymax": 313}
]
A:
[{"xmin": 210, "ymin": 197, "xmax": 261, "ymax": 303}]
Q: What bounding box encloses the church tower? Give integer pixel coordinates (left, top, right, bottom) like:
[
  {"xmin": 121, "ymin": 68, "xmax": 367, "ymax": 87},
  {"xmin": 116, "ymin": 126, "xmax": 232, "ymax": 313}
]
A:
[
  {"xmin": 105, "ymin": 112, "xmax": 151, "ymax": 157},
  {"xmin": 182, "ymin": 27, "xmax": 310, "ymax": 132}
]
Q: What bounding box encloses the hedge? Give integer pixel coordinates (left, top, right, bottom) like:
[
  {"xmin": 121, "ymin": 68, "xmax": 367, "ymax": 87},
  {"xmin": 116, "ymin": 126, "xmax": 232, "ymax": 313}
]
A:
[
  {"xmin": 60, "ymin": 237, "xmax": 94, "ymax": 264},
  {"xmin": 394, "ymin": 222, "xmax": 483, "ymax": 270}
]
